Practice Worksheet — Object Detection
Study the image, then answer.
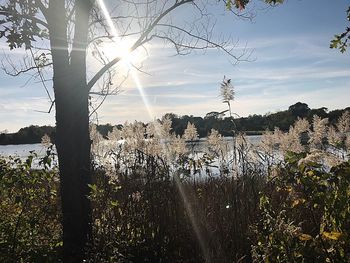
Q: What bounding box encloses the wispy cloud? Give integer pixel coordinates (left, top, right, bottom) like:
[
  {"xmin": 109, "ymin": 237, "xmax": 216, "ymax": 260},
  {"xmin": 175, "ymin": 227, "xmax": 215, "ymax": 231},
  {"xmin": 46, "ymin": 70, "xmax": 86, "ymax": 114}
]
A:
[{"xmin": 0, "ymin": 0, "xmax": 349, "ymax": 132}]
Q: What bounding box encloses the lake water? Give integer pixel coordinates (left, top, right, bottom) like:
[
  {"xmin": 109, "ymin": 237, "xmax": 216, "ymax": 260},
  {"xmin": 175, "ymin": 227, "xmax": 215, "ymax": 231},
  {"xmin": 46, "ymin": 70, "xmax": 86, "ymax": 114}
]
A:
[
  {"xmin": 0, "ymin": 143, "xmax": 48, "ymax": 157},
  {"xmin": 0, "ymin": 136, "xmax": 262, "ymax": 158},
  {"xmin": 0, "ymin": 136, "xmax": 263, "ymax": 177}
]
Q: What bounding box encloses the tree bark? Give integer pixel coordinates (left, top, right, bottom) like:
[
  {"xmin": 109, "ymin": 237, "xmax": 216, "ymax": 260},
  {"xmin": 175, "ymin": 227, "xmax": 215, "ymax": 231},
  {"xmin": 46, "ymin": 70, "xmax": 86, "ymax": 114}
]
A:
[
  {"xmin": 55, "ymin": 78, "xmax": 92, "ymax": 263},
  {"xmin": 47, "ymin": 1, "xmax": 94, "ymax": 262}
]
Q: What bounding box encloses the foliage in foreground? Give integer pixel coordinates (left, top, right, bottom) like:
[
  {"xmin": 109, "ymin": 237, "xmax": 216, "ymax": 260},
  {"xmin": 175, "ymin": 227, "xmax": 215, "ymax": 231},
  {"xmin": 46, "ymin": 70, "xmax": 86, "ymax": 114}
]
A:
[
  {"xmin": 252, "ymin": 156, "xmax": 350, "ymax": 262},
  {"xmin": 252, "ymin": 111, "xmax": 350, "ymax": 262},
  {"xmin": 88, "ymin": 167, "xmax": 263, "ymax": 262},
  {"xmin": 0, "ymin": 151, "xmax": 264, "ymax": 262},
  {"xmin": 0, "ymin": 151, "xmax": 61, "ymax": 263},
  {"xmin": 0, "ymin": 111, "xmax": 349, "ymax": 262}
]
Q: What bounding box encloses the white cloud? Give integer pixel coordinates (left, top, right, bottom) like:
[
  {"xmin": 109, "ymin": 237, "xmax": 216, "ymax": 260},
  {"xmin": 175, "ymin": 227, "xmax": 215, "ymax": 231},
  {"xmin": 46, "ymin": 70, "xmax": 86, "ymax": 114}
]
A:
[{"xmin": 1, "ymin": 8, "xmax": 350, "ymax": 131}]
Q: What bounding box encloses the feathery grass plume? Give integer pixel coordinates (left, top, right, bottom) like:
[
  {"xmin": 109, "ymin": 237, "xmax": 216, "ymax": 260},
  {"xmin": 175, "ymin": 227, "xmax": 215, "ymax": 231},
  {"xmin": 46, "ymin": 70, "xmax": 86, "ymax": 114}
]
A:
[
  {"xmin": 297, "ymin": 149, "xmax": 342, "ymax": 168},
  {"xmin": 278, "ymin": 132, "xmax": 293, "ymax": 154},
  {"xmin": 107, "ymin": 126, "xmax": 122, "ymax": 141},
  {"xmin": 105, "ymin": 127, "xmax": 123, "ymax": 155},
  {"xmin": 260, "ymin": 120, "xmax": 307, "ymax": 156},
  {"xmin": 326, "ymin": 111, "xmax": 350, "ymax": 151},
  {"xmin": 273, "ymin": 129, "xmax": 288, "ymax": 154},
  {"xmin": 345, "ymin": 135, "xmax": 350, "ymax": 151},
  {"xmin": 308, "ymin": 116, "xmax": 328, "ymax": 150},
  {"xmin": 170, "ymin": 135, "xmax": 187, "ymax": 157},
  {"xmin": 146, "ymin": 120, "xmax": 159, "ymax": 139},
  {"xmin": 259, "ymin": 129, "xmax": 279, "ymax": 156},
  {"xmin": 207, "ymin": 129, "xmax": 223, "ymax": 147},
  {"xmin": 183, "ymin": 122, "xmax": 199, "ymax": 141},
  {"xmin": 207, "ymin": 128, "xmax": 228, "ymax": 156},
  {"xmin": 327, "ymin": 125, "xmax": 342, "ymax": 147},
  {"xmin": 260, "ymin": 118, "xmax": 308, "ymax": 158},
  {"xmin": 40, "ymin": 133, "xmax": 51, "ymax": 147},
  {"xmin": 160, "ymin": 116, "xmax": 172, "ymax": 139},
  {"xmin": 280, "ymin": 118, "xmax": 310, "ymax": 154},
  {"xmin": 90, "ymin": 124, "xmax": 106, "ymax": 158},
  {"xmin": 297, "ymin": 150, "xmax": 326, "ymax": 167},
  {"xmin": 144, "ymin": 136, "xmax": 162, "ymax": 157},
  {"xmin": 336, "ymin": 111, "xmax": 350, "ymax": 150},
  {"xmin": 293, "ymin": 118, "xmax": 310, "ymax": 134},
  {"xmin": 123, "ymin": 121, "xmax": 146, "ymax": 151},
  {"xmin": 144, "ymin": 118, "xmax": 173, "ymax": 157},
  {"xmin": 220, "ymin": 76, "xmax": 234, "ymax": 104},
  {"xmin": 259, "ymin": 128, "xmax": 284, "ymax": 158},
  {"xmin": 146, "ymin": 117, "xmax": 172, "ymax": 140},
  {"xmin": 336, "ymin": 110, "xmax": 350, "ymax": 134}
]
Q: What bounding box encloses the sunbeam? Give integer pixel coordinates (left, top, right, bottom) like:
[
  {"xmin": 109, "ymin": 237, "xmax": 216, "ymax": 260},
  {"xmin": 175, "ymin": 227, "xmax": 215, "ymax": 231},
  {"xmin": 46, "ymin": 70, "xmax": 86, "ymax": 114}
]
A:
[
  {"xmin": 95, "ymin": 0, "xmax": 210, "ymax": 260},
  {"xmin": 130, "ymin": 70, "xmax": 155, "ymax": 120}
]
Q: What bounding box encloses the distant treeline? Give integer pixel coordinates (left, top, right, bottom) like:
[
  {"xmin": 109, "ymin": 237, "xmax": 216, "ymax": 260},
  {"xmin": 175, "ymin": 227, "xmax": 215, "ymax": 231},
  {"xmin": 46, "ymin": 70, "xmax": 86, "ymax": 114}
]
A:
[
  {"xmin": 165, "ymin": 102, "xmax": 350, "ymax": 137},
  {"xmin": 0, "ymin": 125, "xmax": 55, "ymax": 145},
  {"xmin": 1, "ymin": 102, "xmax": 349, "ymax": 145}
]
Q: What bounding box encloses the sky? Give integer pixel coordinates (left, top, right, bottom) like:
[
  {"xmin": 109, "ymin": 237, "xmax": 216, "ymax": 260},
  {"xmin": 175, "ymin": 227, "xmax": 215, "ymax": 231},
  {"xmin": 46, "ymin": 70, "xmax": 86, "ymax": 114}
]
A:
[{"xmin": 0, "ymin": 0, "xmax": 349, "ymax": 132}]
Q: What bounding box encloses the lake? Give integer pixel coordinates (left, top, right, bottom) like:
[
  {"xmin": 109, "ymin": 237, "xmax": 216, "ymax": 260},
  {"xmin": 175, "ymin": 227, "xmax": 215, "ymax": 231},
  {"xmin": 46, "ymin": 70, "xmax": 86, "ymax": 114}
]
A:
[
  {"xmin": 0, "ymin": 143, "xmax": 48, "ymax": 157},
  {"xmin": 0, "ymin": 136, "xmax": 262, "ymax": 158}
]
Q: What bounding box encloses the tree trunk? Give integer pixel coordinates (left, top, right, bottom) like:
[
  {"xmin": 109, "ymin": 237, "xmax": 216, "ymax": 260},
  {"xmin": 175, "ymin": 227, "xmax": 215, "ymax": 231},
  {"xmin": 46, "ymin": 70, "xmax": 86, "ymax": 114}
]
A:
[
  {"xmin": 55, "ymin": 81, "xmax": 92, "ymax": 262},
  {"xmin": 47, "ymin": 1, "xmax": 94, "ymax": 262}
]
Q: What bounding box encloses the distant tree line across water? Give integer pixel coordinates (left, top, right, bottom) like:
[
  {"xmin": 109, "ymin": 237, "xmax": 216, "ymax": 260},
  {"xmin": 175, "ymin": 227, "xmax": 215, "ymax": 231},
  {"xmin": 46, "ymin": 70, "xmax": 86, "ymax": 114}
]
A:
[{"xmin": 1, "ymin": 102, "xmax": 349, "ymax": 145}]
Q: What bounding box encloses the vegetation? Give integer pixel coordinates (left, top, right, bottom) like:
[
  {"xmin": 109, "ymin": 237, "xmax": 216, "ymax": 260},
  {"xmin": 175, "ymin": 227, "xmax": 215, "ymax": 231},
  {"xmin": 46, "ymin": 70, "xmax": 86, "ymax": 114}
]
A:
[
  {"xmin": 1, "ymin": 107, "xmax": 349, "ymax": 262},
  {"xmin": 0, "ymin": 149, "xmax": 61, "ymax": 262},
  {"xmin": 0, "ymin": 1, "xmax": 257, "ymax": 258},
  {"xmin": 0, "ymin": 1, "xmax": 349, "ymax": 262},
  {"xmin": 1, "ymin": 103, "xmax": 349, "ymax": 145},
  {"xmin": 167, "ymin": 103, "xmax": 350, "ymax": 137},
  {"xmin": 253, "ymin": 155, "xmax": 350, "ymax": 262},
  {"xmin": 0, "ymin": 125, "xmax": 55, "ymax": 145},
  {"xmin": 330, "ymin": 6, "xmax": 350, "ymax": 53}
]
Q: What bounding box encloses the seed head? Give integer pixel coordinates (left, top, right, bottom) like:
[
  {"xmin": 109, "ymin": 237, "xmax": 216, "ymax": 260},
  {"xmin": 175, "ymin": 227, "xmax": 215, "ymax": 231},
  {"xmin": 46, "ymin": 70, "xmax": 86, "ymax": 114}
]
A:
[{"xmin": 220, "ymin": 77, "xmax": 234, "ymax": 103}]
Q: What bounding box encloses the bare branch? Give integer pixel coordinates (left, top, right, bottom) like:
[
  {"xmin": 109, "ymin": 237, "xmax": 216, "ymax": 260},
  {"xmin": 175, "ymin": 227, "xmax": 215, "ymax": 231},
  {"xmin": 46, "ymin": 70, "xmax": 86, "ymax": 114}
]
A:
[
  {"xmin": 155, "ymin": 23, "xmax": 249, "ymax": 61},
  {"xmin": 1, "ymin": 51, "xmax": 52, "ymax": 77},
  {"xmin": 34, "ymin": 100, "xmax": 55, "ymax": 114},
  {"xmin": 89, "ymin": 71, "xmax": 129, "ymax": 117},
  {"xmin": 89, "ymin": 15, "xmax": 154, "ymax": 27},
  {"xmin": 87, "ymin": 0, "xmax": 194, "ymax": 91},
  {"xmin": 29, "ymin": 48, "xmax": 53, "ymax": 102},
  {"xmin": 34, "ymin": 0, "xmax": 49, "ymax": 19}
]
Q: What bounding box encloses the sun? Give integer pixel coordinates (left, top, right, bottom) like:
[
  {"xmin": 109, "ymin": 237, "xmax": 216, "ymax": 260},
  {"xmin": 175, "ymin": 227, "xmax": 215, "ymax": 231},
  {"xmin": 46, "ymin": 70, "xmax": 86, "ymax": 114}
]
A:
[
  {"xmin": 94, "ymin": 0, "xmax": 149, "ymax": 72},
  {"xmin": 98, "ymin": 39, "xmax": 144, "ymax": 69}
]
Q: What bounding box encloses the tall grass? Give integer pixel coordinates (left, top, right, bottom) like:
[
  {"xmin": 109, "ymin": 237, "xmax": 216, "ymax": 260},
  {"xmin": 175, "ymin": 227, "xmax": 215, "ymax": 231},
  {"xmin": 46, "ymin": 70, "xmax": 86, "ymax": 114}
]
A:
[
  {"xmin": 1, "ymin": 109, "xmax": 349, "ymax": 262},
  {"xmin": 88, "ymin": 154, "xmax": 266, "ymax": 262}
]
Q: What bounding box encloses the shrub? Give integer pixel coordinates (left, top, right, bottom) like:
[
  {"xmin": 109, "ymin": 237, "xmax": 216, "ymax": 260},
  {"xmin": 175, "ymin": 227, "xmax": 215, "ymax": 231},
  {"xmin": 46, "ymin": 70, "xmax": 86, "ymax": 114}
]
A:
[
  {"xmin": 252, "ymin": 154, "xmax": 350, "ymax": 262},
  {"xmin": 0, "ymin": 151, "xmax": 62, "ymax": 262}
]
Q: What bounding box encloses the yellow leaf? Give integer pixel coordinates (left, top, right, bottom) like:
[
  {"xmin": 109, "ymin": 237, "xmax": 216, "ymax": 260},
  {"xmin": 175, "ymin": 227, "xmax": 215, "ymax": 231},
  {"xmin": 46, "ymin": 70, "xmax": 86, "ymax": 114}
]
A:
[
  {"xmin": 299, "ymin": 233, "xmax": 312, "ymax": 241},
  {"xmin": 285, "ymin": 186, "xmax": 292, "ymax": 192},
  {"xmin": 292, "ymin": 198, "xmax": 306, "ymax": 208},
  {"xmin": 306, "ymin": 170, "xmax": 314, "ymax": 176},
  {"xmin": 322, "ymin": 231, "xmax": 342, "ymax": 241}
]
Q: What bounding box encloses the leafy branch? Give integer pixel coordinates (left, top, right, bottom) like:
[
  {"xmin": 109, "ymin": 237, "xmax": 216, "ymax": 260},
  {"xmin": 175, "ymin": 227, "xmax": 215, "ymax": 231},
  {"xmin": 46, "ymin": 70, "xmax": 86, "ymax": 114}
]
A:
[{"xmin": 330, "ymin": 6, "xmax": 350, "ymax": 53}]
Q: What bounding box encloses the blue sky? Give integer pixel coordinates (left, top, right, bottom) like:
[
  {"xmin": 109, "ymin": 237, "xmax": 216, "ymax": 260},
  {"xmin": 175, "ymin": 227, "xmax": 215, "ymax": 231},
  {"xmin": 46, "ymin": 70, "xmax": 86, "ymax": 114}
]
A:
[{"xmin": 0, "ymin": 0, "xmax": 349, "ymax": 132}]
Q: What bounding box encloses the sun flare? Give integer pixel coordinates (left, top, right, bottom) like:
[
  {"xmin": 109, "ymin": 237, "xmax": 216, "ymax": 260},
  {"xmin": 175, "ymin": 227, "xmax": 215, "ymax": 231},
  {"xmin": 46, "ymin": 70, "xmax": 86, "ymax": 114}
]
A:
[
  {"xmin": 95, "ymin": 0, "xmax": 149, "ymax": 71},
  {"xmin": 98, "ymin": 40, "xmax": 142, "ymax": 68}
]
